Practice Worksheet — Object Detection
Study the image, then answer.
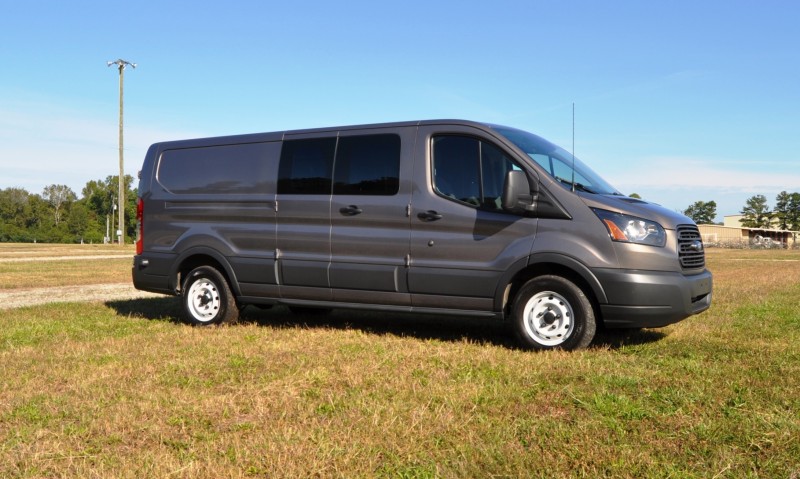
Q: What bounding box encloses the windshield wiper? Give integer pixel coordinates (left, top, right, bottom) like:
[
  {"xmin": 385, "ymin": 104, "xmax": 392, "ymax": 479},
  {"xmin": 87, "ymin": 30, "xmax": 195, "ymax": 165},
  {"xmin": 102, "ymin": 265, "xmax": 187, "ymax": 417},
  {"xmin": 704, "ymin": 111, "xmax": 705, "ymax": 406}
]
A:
[{"xmin": 556, "ymin": 176, "xmax": 596, "ymax": 194}]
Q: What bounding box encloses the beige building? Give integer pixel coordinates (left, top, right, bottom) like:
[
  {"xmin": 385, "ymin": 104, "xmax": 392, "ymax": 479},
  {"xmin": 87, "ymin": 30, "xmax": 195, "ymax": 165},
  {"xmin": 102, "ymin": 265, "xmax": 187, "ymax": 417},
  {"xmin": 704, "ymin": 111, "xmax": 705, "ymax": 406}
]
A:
[{"xmin": 697, "ymin": 215, "xmax": 798, "ymax": 248}]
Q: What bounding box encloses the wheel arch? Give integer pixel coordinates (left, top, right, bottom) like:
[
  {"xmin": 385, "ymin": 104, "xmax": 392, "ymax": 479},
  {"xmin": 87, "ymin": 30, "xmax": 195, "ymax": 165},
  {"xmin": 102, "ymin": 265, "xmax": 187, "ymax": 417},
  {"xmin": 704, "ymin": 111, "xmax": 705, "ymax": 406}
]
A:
[
  {"xmin": 169, "ymin": 247, "xmax": 241, "ymax": 297},
  {"xmin": 496, "ymin": 253, "xmax": 607, "ymax": 319}
]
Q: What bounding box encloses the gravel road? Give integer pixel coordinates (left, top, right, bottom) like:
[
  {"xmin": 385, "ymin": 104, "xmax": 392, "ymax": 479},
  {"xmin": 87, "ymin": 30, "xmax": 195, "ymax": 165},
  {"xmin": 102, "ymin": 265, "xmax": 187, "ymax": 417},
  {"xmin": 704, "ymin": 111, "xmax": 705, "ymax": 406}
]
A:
[
  {"xmin": 0, "ymin": 254, "xmax": 132, "ymax": 263},
  {"xmin": 0, "ymin": 283, "xmax": 164, "ymax": 310}
]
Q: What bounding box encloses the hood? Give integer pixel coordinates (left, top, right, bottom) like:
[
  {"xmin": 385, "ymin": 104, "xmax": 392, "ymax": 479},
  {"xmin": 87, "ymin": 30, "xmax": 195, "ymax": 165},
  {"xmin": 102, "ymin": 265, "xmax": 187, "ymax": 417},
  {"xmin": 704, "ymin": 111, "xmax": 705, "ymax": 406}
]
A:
[{"xmin": 577, "ymin": 193, "xmax": 696, "ymax": 230}]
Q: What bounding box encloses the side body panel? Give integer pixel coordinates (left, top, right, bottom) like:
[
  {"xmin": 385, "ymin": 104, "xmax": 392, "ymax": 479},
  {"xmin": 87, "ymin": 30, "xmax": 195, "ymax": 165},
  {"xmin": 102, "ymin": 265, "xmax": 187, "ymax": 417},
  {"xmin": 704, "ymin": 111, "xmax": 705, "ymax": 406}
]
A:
[{"xmin": 134, "ymin": 138, "xmax": 281, "ymax": 297}]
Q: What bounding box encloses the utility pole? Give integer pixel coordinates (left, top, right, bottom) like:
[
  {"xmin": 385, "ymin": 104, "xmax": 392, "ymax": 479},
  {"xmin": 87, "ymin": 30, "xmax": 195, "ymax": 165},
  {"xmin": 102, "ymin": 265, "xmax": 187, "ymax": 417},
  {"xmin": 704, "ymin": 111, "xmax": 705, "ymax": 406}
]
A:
[{"xmin": 107, "ymin": 59, "xmax": 136, "ymax": 245}]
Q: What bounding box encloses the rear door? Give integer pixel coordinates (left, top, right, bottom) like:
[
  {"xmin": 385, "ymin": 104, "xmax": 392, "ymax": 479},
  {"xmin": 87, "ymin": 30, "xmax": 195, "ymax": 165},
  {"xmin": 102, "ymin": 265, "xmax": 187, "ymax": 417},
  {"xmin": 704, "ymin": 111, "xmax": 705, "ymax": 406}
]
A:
[
  {"xmin": 408, "ymin": 125, "xmax": 538, "ymax": 311},
  {"xmin": 275, "ymin": 134, "xmax": 336, "ymax": 301}
]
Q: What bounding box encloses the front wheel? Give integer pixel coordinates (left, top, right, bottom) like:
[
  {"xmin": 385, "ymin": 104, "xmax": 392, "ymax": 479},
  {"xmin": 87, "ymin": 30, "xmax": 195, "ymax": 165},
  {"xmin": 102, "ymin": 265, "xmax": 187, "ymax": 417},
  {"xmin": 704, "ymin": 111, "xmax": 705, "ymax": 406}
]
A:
[
  {"xmin": 182, "ymin": 266, "xmax": 239, "ymax": 326},
  {"xmin": 512, "ymin": 275, "xmax": 596, "ymax": 351}
]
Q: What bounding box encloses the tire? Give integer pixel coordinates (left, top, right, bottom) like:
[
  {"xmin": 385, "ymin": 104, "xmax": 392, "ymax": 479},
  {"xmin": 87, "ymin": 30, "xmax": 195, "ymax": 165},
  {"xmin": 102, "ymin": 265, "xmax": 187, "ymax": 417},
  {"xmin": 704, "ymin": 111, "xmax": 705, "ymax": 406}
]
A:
[
  {"xmin": 181, "ymin": 266, "xmax": 239, "ymax": 326},
  {"xmin": 512, "ymin": 275, "xmax": 596, "ymax": 351}
]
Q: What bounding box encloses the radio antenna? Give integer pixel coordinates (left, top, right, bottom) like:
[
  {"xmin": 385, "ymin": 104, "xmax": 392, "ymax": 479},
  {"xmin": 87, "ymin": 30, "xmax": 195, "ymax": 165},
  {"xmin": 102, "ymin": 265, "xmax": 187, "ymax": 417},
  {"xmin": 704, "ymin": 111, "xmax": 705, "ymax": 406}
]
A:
[{"xmin": 571, "ymin": 102, "xmax": 576, "ymax": 192}]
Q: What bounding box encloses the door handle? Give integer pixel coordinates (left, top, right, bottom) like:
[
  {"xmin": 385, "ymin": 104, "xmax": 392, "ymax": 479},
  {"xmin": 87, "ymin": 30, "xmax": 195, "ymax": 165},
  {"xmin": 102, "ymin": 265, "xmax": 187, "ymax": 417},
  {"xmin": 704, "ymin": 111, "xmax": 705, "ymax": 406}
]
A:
[
  {"xmin": 339, "ymin": 205, "xmax": 363, "ymax": 216},
  {"xmin": 417, "ymin": 210, "xmax": 443, "ymax": 221}
]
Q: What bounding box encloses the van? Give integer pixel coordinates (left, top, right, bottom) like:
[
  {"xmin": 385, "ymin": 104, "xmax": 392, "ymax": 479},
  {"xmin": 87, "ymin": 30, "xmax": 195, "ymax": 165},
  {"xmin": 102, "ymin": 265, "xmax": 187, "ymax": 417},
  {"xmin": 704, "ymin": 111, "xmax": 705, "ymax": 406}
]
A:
[{"xmin": 132, "ymin": 120, "xmax": 712, "ymax": 350}]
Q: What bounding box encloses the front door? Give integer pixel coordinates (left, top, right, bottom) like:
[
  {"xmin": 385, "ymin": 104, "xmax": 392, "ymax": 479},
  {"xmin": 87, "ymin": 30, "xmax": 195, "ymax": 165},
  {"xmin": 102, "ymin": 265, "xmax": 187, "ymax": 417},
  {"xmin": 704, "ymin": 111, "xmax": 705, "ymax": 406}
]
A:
[{"xmin": 408, "ymin": 126, "xmax": 538, "ymax": 312}]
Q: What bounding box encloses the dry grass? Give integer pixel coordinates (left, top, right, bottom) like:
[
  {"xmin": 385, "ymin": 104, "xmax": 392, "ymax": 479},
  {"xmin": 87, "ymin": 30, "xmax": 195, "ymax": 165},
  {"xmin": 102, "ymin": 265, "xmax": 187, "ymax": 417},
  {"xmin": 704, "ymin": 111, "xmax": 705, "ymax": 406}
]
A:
[
  {"xmin": 0, "ymin": 243, "xmax": 133, "ymax": 289},
  {"xmin": 0, "ymin": 246, "xmax": 799, "ymax": 478},
  {"xmin": 0, "ymin": 243, "xmax": 133, "ymax": 290},
  {"xmin": 0, "ymin": 259, "xmax": 132, "ymax": 289}
]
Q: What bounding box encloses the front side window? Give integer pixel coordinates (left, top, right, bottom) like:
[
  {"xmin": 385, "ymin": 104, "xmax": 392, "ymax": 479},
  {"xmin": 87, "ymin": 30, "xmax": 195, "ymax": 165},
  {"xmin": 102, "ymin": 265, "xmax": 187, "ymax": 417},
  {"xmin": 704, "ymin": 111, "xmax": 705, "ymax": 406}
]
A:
[{"xmin": 432, "ymin": 136, "xmax": 521, "ymax": 211}]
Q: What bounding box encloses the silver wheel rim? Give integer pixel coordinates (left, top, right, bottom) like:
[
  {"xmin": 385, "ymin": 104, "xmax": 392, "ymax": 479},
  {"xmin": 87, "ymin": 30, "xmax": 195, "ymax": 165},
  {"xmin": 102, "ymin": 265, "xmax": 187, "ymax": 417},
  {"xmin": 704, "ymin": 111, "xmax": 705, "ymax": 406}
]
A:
[
  {"xmin": 186, "ymin": 278, "xmax": 221, "ymax": 322},
  {"xmin": 522, "ymin": 290, "xmax": 575, "ymax": 346}
]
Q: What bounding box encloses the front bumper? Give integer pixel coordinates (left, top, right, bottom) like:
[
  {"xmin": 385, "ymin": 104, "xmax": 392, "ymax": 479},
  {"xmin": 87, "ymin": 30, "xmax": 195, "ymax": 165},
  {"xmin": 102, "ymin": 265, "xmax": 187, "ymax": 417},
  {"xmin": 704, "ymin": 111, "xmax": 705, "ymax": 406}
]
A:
[{"xmin": 593, "ymin": 268, "xmax": 712, "ymax": 328}]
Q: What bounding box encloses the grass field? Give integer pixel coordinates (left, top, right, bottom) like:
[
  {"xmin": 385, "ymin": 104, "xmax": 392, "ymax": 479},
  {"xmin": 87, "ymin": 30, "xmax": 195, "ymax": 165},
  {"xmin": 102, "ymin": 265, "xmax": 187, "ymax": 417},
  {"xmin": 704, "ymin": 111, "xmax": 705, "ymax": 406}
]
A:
[
  {"xmin": 0, "ymin": 245, "xmax": 798, "ymax": 478},
  {"xmin": 0, "ymin": 244, "xmax": 133, "ymax": 289}
]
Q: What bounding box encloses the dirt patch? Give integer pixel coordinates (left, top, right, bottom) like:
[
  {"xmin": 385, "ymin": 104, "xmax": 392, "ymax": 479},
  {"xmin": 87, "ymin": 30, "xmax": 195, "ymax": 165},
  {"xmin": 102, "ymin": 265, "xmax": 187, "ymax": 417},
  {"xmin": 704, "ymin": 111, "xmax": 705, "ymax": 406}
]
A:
[
  {"xmin": 0, "ymin": 254, "xmax": 132, "ymax": 263},
  {"xmin": 0, "ymin": 283, "xmax": 164, "ymax": 310}
]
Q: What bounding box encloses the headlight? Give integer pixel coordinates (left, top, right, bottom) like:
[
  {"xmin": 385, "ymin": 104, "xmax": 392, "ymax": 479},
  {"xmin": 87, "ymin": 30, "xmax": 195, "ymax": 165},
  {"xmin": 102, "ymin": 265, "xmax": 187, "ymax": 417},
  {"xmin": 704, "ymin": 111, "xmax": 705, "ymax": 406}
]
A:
[{"xmin": 592, "ymin": 208, "xmax": 666, "ymax": 247}]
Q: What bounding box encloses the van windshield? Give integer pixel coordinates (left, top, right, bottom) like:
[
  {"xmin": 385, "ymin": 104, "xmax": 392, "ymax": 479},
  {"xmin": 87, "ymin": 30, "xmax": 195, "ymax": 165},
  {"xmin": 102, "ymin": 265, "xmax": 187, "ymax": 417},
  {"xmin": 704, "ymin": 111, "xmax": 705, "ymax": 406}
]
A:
[{"xmin": 492, "ymin": 125, "xmax": 622, "ymax": 196}]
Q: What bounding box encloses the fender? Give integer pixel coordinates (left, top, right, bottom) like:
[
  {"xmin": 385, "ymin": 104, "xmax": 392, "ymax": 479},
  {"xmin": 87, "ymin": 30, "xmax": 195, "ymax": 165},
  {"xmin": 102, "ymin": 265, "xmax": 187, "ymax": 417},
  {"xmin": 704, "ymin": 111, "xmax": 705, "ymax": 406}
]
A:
[
  {"xmin": 528, "ymin": 252, "xmax": 608, "ymax": 305},
  {"xmin": 492, "ymin": 252, "xmax": 609, "ymax": 313},
  {"xmin": 492, "ymin": 256, "xmax": 531, "ymax": 313},
  {"xmin": 169, "ymin": 244, "xmax": 241, "ymax": 297}
]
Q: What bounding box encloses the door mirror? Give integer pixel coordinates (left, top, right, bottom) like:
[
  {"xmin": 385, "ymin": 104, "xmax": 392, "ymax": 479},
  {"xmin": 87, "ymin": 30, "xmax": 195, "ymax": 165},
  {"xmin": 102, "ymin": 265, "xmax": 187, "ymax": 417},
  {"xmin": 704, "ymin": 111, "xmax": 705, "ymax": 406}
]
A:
[{"xmin": 502, "ymin": 170, "xmax": 536, "ymax": 214}]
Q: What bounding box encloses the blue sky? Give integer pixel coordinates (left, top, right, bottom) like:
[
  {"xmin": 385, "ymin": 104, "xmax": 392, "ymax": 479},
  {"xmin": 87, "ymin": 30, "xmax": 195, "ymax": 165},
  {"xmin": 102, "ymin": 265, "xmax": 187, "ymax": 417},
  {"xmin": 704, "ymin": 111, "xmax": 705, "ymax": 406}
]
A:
[{"xmin": 1, "ymin": 0, "xmax": 798, "ymax": 220}]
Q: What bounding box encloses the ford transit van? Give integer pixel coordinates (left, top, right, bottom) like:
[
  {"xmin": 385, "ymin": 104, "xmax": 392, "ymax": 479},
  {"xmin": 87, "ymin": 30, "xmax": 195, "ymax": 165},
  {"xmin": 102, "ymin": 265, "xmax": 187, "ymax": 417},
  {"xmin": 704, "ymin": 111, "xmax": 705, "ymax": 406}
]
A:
[{"xmin": 132, "ymin": 120, "xmax": 712, "ymax": 350}]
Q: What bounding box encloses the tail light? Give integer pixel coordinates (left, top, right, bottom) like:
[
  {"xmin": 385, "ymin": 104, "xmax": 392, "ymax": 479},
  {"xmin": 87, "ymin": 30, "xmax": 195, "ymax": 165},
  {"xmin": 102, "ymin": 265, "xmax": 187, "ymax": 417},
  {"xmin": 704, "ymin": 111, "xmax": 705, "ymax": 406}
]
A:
[{"xmin": 135, "ymin": 198, "xmax": 144, "ymax": 255}]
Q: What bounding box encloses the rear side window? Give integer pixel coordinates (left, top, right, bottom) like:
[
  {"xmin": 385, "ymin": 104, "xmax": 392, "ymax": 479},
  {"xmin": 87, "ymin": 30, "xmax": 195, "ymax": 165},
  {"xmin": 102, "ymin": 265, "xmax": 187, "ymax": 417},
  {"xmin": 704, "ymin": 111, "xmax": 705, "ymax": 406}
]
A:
[
  {"xmin": 278, "ymin": 134, "xmax": 401, "ymax": 196},
  {"xmin": 157, "ymin": 142, "xmax": 276, "ymax": 194},
  {"xmin": 333, "ymin": 134, "xmax": 400, "ymax": 195},
  {"xmin": 277, "ymin": 138, "xmax": 336, "ymax": 195},
  {"xmin": 432, "ymin": 135, "xmax": 521, "ymax": 211}
]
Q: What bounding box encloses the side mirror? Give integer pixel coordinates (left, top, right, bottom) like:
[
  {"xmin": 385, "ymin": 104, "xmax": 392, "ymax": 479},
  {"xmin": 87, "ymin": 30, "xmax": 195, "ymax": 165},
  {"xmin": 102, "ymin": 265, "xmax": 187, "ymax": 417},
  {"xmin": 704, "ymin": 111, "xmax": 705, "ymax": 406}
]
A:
[{"xmin": 502, "ymin": 170, "xmax": 536, "ymax": 214}]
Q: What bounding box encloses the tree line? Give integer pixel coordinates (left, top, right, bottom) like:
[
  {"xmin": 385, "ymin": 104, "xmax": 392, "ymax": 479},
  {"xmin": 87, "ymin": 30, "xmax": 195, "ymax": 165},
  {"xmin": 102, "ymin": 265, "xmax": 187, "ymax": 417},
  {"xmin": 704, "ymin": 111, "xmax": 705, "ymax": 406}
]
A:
[
  {"xmin": 0, "ymin": 176, "xmax": 136, "ymax": 243},
  {"xmin": 683, "ymin": 191, "xmax": 800, "ymax": 230}
]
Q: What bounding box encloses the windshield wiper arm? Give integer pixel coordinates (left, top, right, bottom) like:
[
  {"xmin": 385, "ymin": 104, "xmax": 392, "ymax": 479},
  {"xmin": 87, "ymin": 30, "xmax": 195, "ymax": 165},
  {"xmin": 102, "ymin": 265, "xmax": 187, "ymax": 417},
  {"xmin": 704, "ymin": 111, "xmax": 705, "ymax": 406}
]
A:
[{"xmin": 556, "ymin": 176, "xmax": 596, "ymax": 194}]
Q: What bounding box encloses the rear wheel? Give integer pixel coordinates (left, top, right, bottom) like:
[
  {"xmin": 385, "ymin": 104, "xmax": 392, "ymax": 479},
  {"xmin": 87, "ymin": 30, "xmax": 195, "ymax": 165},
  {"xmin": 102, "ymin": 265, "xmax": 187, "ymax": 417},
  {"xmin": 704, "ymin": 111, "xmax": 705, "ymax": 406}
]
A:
[
  {"xmin": 182, "ymin": 266, "xmax": 239, "ymax": 326},
  {"xmin": 512, "ymin": 275, "xmax": 596, "ymax": 351}
]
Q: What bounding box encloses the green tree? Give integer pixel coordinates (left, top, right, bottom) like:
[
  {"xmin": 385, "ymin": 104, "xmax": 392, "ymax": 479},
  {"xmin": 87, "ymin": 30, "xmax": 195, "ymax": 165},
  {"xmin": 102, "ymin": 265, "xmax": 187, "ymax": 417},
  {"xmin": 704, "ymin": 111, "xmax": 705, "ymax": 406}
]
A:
[
  {"xmin": 0, "ymin": 176, "xmax": 137, "ymax": 243},
  {"xmin": 774, "ymin": 191, "xmax": 800, "ymax": 231},
  {"xmin": 82, "ymin": 179, "xmax": 109, "ymax": 214},
  {"xmin": 740, "ymin": 195, "xmax": 772, "ymax": 228},
  {"xmin": 774, "ymin": 191, "xmax": 792, "ymax": 230},
  {"xmin": 66, "ymin": 203, "xmax": 90, "ymax": 241},
  {"xmin": 683, "ymin": 200, "xmax": 717, "ymax": 224},
  {"xmin": 42, "ymin": 184, "xmax": 76, "ymax": 226},
  {"xmin": 789, "ymin": 193, "xmax": 800, "ymax": 231},
  {"xmin": 26, "ymin": 193, "xmax": 56, "ymax": 242},
  {"xmin": 0, "ymin": 187, "xmax": 32, "ymax": 241},
  {"xmin": 80, "ymin": 175, "xmax": 137, "ymax": 242}
]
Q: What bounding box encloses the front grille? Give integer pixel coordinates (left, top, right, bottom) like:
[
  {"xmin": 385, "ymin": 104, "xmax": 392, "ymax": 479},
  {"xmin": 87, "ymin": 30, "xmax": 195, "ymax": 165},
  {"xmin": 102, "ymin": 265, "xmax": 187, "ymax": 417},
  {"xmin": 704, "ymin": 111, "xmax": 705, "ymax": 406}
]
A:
[{"xmin": 677, "ymin": 225, "xmax": 705, "ymax": 269}]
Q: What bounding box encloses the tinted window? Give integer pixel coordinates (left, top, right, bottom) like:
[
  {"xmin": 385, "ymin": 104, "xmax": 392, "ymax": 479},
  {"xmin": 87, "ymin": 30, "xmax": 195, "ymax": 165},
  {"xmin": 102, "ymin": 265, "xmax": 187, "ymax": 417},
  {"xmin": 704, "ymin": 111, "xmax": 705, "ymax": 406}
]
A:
[
  {"xmin": 277, "ymin": 138, "xmax": 336, "ymax": 194},
  {"xmin": 493, "ymin": 125, "xmax": 621, "ymax": 195},
  {"xmin": 432, "ymin": 136, "xmax": 480, "ymax": 206},
  {"xmin": 158, "ymin": 143, "xmax": 276, "ymax": 194},
  {"xmin": 432, "ymin": 136, "xmax": 520, "ymax": 211},
  {"xmin": 333, "ymin": 134, "xmax": 400, "ymax": 195},
  {"xmin": 480, "ymin": 142, "xmax": 521, "ymax": 209}
]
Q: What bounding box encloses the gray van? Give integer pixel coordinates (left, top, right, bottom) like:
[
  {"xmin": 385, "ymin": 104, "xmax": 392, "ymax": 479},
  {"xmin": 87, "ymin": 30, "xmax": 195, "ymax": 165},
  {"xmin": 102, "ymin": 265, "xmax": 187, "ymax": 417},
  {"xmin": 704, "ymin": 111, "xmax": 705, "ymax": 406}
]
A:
[{"xmin": 132, "ymin": 120, "xmax": 712, "ymax": 350}]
